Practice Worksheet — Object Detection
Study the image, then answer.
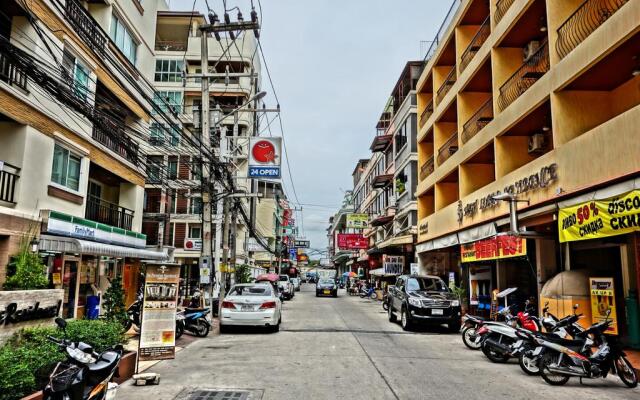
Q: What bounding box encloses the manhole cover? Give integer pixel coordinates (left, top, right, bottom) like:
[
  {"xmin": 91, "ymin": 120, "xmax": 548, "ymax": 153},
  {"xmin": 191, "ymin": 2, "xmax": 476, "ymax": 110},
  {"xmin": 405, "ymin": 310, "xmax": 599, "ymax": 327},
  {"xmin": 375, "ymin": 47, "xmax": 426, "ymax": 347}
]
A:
[{"xmin": 188, "ymin": 390, "xmax": 249, "ymax": 400}]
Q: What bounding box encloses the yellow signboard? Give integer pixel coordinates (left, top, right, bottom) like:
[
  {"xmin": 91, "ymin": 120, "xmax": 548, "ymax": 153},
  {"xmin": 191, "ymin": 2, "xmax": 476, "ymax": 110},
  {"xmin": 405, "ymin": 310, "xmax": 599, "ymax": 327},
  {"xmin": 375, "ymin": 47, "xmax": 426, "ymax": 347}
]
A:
[
  {"xmin": 461, "ymin": 235, "xmax": 527, "ymax": 263},
  {"xmin": 559, "ymin": 189, "xmax": 640, "ymax": 242},
  {"xmin": 346, "ymin": 214, "xmax": 368, "ymax": 229},
  {"xmin": 589, "ymin": 277, "xmax": 618, "ymax": 335}
]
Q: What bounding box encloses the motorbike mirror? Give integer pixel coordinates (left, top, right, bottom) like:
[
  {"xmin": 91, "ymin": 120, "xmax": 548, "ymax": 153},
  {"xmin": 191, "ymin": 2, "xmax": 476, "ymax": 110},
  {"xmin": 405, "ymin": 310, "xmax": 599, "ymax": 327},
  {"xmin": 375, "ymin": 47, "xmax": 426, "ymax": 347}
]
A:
[
  {"xmin": 55, "ymin": 317, "xmax": 67, "ymax": 330},
  {"xmin": 573, "ymin": 304, "xmax": 579, "ymax": 311}
]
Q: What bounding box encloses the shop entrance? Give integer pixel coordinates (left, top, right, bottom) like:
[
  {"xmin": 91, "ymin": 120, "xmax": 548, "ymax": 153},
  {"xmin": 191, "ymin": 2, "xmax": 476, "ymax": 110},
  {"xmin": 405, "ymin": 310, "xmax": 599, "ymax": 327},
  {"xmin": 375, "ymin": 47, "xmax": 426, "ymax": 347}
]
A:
[{"xmin": 62, "ymin": 260, "xmax": 78, "ymax": 318}]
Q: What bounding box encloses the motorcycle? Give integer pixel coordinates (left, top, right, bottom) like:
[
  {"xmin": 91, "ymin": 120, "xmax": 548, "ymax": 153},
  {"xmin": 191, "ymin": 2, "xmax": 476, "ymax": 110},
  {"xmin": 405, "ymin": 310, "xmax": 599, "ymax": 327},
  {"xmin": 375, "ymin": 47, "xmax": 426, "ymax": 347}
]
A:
[
  {"xmin": 124, "ymin": 291, "xmax": 142, "ymax": 332},
  {"xmin": 43, "ymin": 318, "xmax": 122, "ymax": 400},
  {"xmin": 537, "ymin": 310, "xmax": 638, "ymax": 388},
  {"xmin": 461, "ymin": 314, "xmax": 491, "ymax": 350},
  {"xmin": 177, "ymin": 307, "xmax": 212, "ymax": 337},
  {"xmin": 359, "ymin": 286, "xmax": 378, "ymax": 300},
  {"xmin": 382, "ymin": 293, "xmax": 390, "ymax": 311}
]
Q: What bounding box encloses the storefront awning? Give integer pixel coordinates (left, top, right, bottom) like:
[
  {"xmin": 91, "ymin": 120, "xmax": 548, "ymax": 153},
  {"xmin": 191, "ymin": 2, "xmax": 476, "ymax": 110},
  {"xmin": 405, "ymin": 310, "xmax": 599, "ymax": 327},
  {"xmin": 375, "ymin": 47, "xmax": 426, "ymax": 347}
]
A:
[
  {"xmin": 416, "ymin": 232, "xmax": 459, "ymax": 254},
  {"xmin": 39, "ymin": 235, "xmax": 168, "ymax": 261},
  {"xmin": 378, "ymin": 234, "xmax": 413, "ymax": 249},
  {"xmin": 370, "ymin": 268, "xmax": 398, "ymax": 277}
]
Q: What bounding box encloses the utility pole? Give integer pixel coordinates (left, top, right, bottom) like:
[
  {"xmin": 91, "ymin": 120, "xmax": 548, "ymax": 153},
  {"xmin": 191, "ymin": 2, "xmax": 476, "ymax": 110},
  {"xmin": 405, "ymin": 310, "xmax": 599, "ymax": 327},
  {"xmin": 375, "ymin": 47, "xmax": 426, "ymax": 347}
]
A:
[{"xmin": 218, "ymin": 196, "xmax": 231, "ymax": 316}]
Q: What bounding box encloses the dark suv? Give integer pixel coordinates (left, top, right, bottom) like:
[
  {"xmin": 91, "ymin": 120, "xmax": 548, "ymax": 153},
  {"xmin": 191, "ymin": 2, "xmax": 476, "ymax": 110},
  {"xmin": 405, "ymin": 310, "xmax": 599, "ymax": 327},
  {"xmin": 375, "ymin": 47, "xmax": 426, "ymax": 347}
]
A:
[{"xmin": 387, "ymin": 274, "xmax": 461, "ymax": 332}]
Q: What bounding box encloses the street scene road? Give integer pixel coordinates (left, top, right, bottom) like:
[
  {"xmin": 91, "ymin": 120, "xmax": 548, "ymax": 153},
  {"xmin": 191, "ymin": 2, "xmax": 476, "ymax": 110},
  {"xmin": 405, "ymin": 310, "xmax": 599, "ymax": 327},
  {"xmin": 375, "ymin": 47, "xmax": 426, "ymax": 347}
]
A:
[{"xmin": 117, "ymin": 285, "xmax": 640, "ymax": 400}]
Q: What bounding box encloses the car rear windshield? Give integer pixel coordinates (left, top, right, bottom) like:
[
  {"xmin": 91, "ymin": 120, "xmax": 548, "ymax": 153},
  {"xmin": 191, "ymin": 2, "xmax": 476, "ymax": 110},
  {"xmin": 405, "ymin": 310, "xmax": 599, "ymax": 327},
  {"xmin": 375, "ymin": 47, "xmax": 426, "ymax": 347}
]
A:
[
  {"xmin": 406, "ymin": 278, "xmax": 448, "ymax": 292},
  {"xmin": 230, "ymin": 285, "xmax": 272, "ymax": 296},
  {"xmin": 279, "ymin": 276, "xmax": 289, "ymax": 281}
]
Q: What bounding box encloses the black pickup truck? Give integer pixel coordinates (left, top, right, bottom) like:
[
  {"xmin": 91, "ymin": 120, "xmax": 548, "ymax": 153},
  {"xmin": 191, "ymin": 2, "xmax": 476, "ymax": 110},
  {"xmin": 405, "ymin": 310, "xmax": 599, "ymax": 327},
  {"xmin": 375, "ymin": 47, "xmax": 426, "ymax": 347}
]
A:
[{"xmin": 387, "ymin": 274, "xmax": 461, "ymax": 332}]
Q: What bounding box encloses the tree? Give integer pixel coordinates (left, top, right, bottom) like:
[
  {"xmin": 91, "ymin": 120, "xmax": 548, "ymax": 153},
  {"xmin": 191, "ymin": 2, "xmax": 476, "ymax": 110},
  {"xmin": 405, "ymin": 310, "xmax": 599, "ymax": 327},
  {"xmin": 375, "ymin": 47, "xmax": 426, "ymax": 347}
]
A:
[
  {"xmin": 234, "ymin": 264, "xmax": 252, "ymax": 284},
  {"xmin": 102, "ymin": 277, "xmax": 127, "ymax": 325},
  {"xmin": 3, "ymin": 232, "xmax": 48, "ymax": 290}
]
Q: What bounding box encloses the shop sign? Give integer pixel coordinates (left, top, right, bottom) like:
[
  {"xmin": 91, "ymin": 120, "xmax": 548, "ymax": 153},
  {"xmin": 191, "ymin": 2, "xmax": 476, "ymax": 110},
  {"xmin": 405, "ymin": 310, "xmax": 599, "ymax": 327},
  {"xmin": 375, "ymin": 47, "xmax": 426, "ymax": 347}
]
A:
[
  {"xmin": 139, "ymin": 264, "xmax": 180, "ymax": 361},
  {"xmin": 457, "ymin": 164, "xmax": 558, "ymax": 224},
  {"xmin": 319, "ymin": 258, "xmax": 332, "ymax": 267},
  {"xmin": 337, "ymin": 234, "xmax": 368, "ymax": 250},
  {"xmin": 589, "ymin": 277, "xmax": 618, "ymax": 335},
  {"xmin": 247, "ymin": 238, "xmax": 267, "ymax": 252},
  {"xmin": 383, "ymin": 255, "xmax": 404, "ymax": 275},
  {"xmin": 418, "ymin": 221, "xmax": 429, "ymax": 236},
  {"xmin": 294, "ymin": 240, "xmax": 310, "ymax": 248},
  {"xmin": 199, "ymin": 256, "xmax": 211, "ymax": 284},
  {"xmin": 410, "ymin": 263, "xmax": 419, "ymax": 275},
  {"xmin": 1, "ymin": 290, "xmax": 64, "ymax": 344},
  {"xmin": 460, "ymin": 235, "xmax": 526, "ymax": 263},
  {"xmin": 559, "ymin": 189, "xmax": 640, "ymax": 243},
  {"xmin": 184, "ymin": 238, "xmax": 202, "ymax": 251},
  {"xmin": 346, "ymin": 214, "xmax": 368, "ymax": 229},
  {"xmin": 248, "ymin": 137, "xmax": 281, "ymax": 179}
]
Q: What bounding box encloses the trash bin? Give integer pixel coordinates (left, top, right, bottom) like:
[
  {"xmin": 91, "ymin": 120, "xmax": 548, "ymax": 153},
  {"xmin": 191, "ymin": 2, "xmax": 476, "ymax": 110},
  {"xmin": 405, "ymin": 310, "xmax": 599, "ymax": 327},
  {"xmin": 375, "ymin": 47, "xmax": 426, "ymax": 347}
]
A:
[
  {"xmin": 86, "ymin": 295, "xmax": 100, "ymax": 320},
  {"xmin": 625, "ymin": 290, "xmax": 640, "ymax": 349}
]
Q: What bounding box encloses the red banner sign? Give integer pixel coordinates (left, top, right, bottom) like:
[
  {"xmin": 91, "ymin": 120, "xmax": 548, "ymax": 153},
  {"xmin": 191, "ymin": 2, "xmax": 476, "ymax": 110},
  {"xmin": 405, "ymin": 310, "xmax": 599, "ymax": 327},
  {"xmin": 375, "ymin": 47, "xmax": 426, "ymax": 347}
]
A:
[
  {"xmin": 337, "ymin": 234, "xmax": 368, "ymax": 250},
  {"xmin": 461, "ymin": 235, "xmax": 527, "ymax": 262}
]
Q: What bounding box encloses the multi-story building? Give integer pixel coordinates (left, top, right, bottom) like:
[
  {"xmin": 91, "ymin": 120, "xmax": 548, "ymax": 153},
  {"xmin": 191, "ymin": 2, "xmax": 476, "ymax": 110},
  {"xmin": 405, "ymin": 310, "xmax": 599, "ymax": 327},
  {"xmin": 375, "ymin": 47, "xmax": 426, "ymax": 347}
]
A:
[
  {"xmin": 415, "ymin": 0, "xmax": 640, "ymax": 343},
  {"xmin": 328, "ymin": 191, "xmax": 356, "ymax": 275},
  {"xmin": 0, "ymin": 0, "xmax": 168, "ymax": 316}
]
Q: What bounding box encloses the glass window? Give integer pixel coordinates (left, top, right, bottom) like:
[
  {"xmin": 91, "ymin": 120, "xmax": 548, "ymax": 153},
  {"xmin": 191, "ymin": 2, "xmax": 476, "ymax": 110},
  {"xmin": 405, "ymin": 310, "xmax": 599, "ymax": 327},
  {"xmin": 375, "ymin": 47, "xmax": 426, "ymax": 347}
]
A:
[
  {"xmin": 189, "ymin": 225, "xmax": 201, "ymax": 239},
  {"xmin": 167, "ymin": 159, "xmax": 178, "ymax": 179},
  {"xmin": 146, "ymin": 156, "xmax": 163, "ymax": 182},
  {"xmin": 110, "ymin": 14, "xmax": 137, "ymax": 65},
  {"xmin": 51, "ymin": 144, "xmax": 81, "ymax": 191},
  {"xmin": 155, "ymin": 59, "xmax": 184, "ymax": 82},
  {"xmin": 229, "ymin": 285, "xmax": 272, "ymax": 296},
  {"xmin": 406, "ymin": 278, "xmax": 448, "ymax": 292},
  {"xmin": 190, "ymin": 197, "xmax": 202, "ymax": 215},
  {"xmin": 150, "ymin": 123, "xmax": 180, "ymax": 146},
  {"xmin": 153, "ymin": 91, "xmax": 182, "ymax": 115}
]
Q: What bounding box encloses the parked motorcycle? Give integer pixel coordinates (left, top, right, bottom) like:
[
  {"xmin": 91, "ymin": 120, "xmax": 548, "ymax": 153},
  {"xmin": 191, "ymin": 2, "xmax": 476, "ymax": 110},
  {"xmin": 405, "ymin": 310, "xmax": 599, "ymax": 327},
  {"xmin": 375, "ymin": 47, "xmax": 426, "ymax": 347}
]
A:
[
  {"xmin": 359, "ymin": 286, "xmax": 378, "ymax": 300},
  {"xmin": 43, "ymin": 318, "xmax": 122, "ymax": 400},
  {"xmin": 537, "ymin": 311, "xmax": 638, "ymax": 388},
  {"xmin": 124, "ymin": 291, "xmax": 142, "ymax": 332},
  {"xmin": 176, "ymin": 307, "xmax": 212, "ymax": 337}
]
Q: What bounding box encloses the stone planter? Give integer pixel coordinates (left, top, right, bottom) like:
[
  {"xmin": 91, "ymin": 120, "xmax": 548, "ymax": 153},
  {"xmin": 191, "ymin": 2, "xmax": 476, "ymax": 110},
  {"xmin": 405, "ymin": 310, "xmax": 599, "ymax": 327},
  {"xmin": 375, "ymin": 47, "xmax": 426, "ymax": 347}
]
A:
[{"xmin": 114, "ymin": 350, "xmax": 137, "ymax": 384}]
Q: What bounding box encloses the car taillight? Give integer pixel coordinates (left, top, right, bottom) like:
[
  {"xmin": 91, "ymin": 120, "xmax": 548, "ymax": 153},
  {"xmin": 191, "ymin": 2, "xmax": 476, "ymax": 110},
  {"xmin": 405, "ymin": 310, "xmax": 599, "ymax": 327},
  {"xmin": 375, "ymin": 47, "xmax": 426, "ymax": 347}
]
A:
[
  {"xmin": 259, "ymin": 301, "xmax": 276, "ymax": 310},
  {"xmin": 222, "ymin": 301, "xmax": 235, "ymax": 309},
  {"xmin": 476, "ymin": 326, "xmax": 489, "ymax": 335}
]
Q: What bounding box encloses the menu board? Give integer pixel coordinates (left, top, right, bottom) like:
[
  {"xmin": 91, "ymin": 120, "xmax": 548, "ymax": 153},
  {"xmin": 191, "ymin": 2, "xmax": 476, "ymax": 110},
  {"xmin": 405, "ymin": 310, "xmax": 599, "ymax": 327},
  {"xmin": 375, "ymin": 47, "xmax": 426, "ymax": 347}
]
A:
[{"xmin": 139, "ymin": 264, "xmax": 180, "ymax": 361}]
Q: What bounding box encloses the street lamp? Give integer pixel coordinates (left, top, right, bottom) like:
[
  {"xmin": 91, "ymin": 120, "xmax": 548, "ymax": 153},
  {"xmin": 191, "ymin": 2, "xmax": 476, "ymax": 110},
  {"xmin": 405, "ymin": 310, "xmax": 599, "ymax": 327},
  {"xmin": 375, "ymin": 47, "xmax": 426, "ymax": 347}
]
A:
[{"xmin": 30, "ymin": 237, "xmax": 40, "ymax": 253}]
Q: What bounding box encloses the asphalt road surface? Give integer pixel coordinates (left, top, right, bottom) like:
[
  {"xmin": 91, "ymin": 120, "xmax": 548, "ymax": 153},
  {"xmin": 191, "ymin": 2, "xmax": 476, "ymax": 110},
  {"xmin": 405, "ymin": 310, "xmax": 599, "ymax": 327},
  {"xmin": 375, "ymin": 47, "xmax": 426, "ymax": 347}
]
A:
[{"xmin": 117, "ymin": 283, "xmax": 639, "ymax": 400}]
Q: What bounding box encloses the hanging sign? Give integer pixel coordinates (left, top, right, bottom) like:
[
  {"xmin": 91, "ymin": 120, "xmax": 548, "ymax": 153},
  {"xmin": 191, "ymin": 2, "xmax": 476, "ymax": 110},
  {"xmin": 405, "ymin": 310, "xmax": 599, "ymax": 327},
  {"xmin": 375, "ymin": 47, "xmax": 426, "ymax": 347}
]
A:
[
  {"xmin": 559, "ymin": 189, "xmax": 640, "ymax": 243},
  {"xmin": 248, "ymin": 137, "xmax": 282, "ymax": 179},
  {"xmin": 139, "ymin": 264, "xmax": 180, "ymax": 361},
  {"xmin": 346, "ymin": 214, "xmax": 368, "ymax": 229},
  {"xmin": 383, "ymin": 255, "xmax": 404, "ymax": 275},
  {"xmin": 460, "ymin": 235, "xmax": 526, "ymax": 263},
  {"xmin": 337, "ymin": 234, "xmax": 367, "ymax": 250},
  {"xmin": 589, "ymin": 277, "xmax": 618, "ymax": 335}
]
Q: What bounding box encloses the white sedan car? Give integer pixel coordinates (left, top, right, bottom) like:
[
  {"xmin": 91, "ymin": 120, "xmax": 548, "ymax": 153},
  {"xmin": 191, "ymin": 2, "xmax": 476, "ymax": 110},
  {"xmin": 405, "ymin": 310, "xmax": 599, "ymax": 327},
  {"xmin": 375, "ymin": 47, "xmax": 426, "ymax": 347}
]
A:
[{"xmin": 220, "ymin": 283, "xmax": 282, "ymax": 332}]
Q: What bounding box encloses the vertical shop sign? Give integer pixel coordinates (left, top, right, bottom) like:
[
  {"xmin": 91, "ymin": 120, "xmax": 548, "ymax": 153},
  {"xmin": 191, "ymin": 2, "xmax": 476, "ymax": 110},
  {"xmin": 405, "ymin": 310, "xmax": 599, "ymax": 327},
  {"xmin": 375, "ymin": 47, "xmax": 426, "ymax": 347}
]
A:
[
  {"xmin": 139, "ymin": 264, "xmax": 180, "ymax": 361},
  {"xmin": 383, "ymin": 255, "xmax": 404, "ymax": 275},
  {"xmin": 589, "ymin": 277, "xmax": 618, "ymax": 335}
]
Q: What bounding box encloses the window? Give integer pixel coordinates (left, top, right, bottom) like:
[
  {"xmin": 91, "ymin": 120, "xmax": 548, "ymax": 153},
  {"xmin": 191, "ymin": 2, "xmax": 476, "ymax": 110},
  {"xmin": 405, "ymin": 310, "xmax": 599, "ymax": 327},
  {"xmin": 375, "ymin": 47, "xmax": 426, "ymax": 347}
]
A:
[
  {"xmin": 153, "ymin": 91, "xmax": 182, "ymax": 114},
  {"xmin": 51, "ymin": 144, "xmax": 81, "ymax": 191},
  {"xmin": 146, "ymin": 156, "xmax": 163, "ymax": 182},
  {"xmin": 110, "ymin": 14, "xmax": 137, "ymax": 65},
  {"xmin": 62, "ymin": 50, "xmax": 91, "ymax": 101},
  {"xmin": 150, "ymin": 123, "xmax": 180, "ymax": 146},
  {"xmin": 154, "ymin": 60, "xmax": 184, "ymax": 82},
  {"xmin": 189, "ymin": 225, "xmax": 201, "ymax": 239},
  {"xmin": 167, "ymin": 159, "xmax": 178, "ymax": 179},
  {"xmin": 168, "ymin": 190, "xmax": 177, "ymax": 213},
  {"xmin": 190, "ymin": 197, "xmax": 202, "ymax": 215}
]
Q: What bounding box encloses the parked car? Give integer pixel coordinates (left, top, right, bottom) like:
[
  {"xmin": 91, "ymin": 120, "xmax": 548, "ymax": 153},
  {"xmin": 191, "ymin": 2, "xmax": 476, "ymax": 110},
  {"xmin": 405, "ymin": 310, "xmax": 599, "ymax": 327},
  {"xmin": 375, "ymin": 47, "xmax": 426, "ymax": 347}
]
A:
[
  {"xmin": 387, "ymin": 274, "xmax": 461, "ymax": 332},
  {"xmin": 291, "ymin": 277, "xmax": 301, "ymax": 291},
  {"xmin": 220, "ymin": 283, "xmax": 282, "ymax": 332},
  {"xmin": 316, "ymin": 278, "xmax": 338, "ymax": 297},
  {"xmin": 278, "ymin": 275, "xmax": 295, "ymax": 299}
]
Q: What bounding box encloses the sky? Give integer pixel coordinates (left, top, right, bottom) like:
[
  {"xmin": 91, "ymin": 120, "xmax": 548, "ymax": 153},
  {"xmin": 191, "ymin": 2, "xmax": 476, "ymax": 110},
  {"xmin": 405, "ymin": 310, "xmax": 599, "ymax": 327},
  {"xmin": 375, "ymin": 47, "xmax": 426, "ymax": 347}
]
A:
[{"xmin": 170, "ymin": 0, "xmax": 454, "ymax": 256}]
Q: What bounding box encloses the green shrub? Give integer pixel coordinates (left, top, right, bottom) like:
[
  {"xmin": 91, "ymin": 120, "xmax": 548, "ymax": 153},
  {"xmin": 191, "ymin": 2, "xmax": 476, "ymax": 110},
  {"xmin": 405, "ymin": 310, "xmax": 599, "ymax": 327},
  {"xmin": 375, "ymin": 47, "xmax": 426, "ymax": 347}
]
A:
[
  {"xmin": 102, "ymin": 277, "xmax": 128, "ymax": 326},
  {"xmin": 3, "ymin": 231, "xmax": 48, "ymax": 290},
  {"xmin": 0, "ymin": 319, "xmax": 127, "ymax": 400}
]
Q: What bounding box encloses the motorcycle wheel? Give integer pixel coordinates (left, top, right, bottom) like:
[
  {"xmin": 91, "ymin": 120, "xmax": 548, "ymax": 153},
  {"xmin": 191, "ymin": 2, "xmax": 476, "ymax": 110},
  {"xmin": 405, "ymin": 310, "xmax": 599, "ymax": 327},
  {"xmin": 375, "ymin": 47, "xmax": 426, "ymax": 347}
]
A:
[
  {"xmin": 370, "ymin": 292, "xmax": 378, "ymax": 300},
  {"xmin": 481, "ymin": 334, "xmax": 510, "ymax": 363},
  {"xmin": 615, "ymin": 356, "xmax": 638, "ymax": 388},
  {"xmin": 123, "ymin": 319, "xmax": 133, "ymax": 332},
  {"xmin": 175, "ymin": 322, "xmax": 184, "ymax": 340},
  {"xmin": 195, "ymin": 320, "xmax": 210, "ymax": 337},
  {"xmin": 539, "ymin": 353, "xmax": 570, "ymax": 386},
  {"xmin": 462, "ymin": 326, "xmax": 481, "ymax": 350},
  {"xmin": 382, "ymin": 301, "xmax": 389, "ymax": 311},
  {"xmin": 518, "ymin": 352, "xmax": 540, "ymax": 375}
]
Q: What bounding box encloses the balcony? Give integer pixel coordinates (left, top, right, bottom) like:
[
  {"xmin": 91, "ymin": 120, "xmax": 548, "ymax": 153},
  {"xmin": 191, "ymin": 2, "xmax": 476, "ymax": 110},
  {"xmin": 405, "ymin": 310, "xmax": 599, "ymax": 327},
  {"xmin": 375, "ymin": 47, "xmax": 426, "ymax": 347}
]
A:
[
  {"xmin": 495, "ymin": 0, "xmax": 516, "ymax": 25},
  {"xmin": 92, "ymin": 123, "xmax": 139, "ymax": 165},
  {"xmin": 437, "ymin": 132, "xmax": 458, "ymax": 165},
  {"xmin": 0, "ymin": 162, "xmax": 19, "ymax": 204},
  {"xmin": 498, "ymin": 40, "xmax": 550, "ymax": 111},
  {"xmin": 419, "ymin": 98, "xmax": 434, "ymax": 129},
  {"xmin": 436, "ymin": 67, "xmax": 456, "ymax": 105},
  {"xmin": 419, "ymin": 156, "xmax": 435, "ymax": 181},
  {"xmin": 85, "ymin": 194, "xmax": 134, "ymax": 230},
  {"xmin": 0, "ymin": 52, "xmax": 27, "ymax": 91},
  {"xmin": 371, "ymin": 174, "xmax": 394, "ymax": 189},
  {"xmin": 461, "ymin": 98, "xmax": 493, "ymax": 143},
  {"xmin": 370, "ymin": 134, "xmax": 393, "ymax": 152},
  {"xmin": 155, "ymin": 40, "xmax": 188, "ymax": 52},
  {"xmin": 460, "ymin": 17, "xmax": 490, "ymax": 73},
  {"xmin": 63, "ymin": 0, "xmax": 108, "ymax": 57},
  {"xmin": 556, "ymin": 0, "xmax": 629, "ymax": 60}
]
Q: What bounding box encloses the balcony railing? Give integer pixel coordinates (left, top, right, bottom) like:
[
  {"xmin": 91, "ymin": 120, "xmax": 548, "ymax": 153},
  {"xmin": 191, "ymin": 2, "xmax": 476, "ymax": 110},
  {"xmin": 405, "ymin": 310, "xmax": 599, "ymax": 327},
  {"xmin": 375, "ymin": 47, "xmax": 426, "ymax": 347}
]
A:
[
  {"xmin": 419, "ymin": 156, "xmax": 435, "ymax": 181},
  {"xmin": 0, "ymin": 52, "xmax": 27, "ymax": 91},
  {"xmin": 460, "ymin": 16, "xmax": 490, "ymax": 73},
  {"xmin": 92, "ymin": 122, "xmax": 139, "ymax": 165},
  {"xmin": 556, "ymin": 0, "xmax": 629, "ymax": 59},
  {"xmin": 64, "ymin": 0, "xmax": 107, "ymax": 57},
  {"xmin": 436, "ymin": 67, "xmax": 456, "ymax": 105},
  {"xmin": 462, "ymin": 98, "xmax": 493, "ymax": 144},
  {"xmin": 155, "ymin": 40, "xmax": 188, "ymax": 52},
  {"xmin": 498, "ymin": 40, "xmax": 550, "ymax": 111},
  {"xmin": 419, "ymin": 98, "xmax": 434, "ymax": 129},
  {"xmin": 85, "ymin": 194, "xmax": 134, "ymax": 230},
  {"xmin": 0, "ymin": 162, "xmax": 20, "ymax": 204},
  {"xmin": 495, "ymin": 0, "xmax": 516, "ymax": 25},
  {"xmin": 437, "ymin": 132, "xmax": 458, "ymax": 165}
]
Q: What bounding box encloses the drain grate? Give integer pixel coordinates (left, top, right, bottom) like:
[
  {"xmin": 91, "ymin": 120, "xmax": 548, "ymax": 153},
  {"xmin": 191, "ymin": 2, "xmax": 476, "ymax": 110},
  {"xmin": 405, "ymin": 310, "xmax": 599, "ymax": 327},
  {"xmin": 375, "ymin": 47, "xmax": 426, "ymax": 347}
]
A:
[{"xmin": 188, "ymin": 390, "xmax": 249, "ymax": 400}]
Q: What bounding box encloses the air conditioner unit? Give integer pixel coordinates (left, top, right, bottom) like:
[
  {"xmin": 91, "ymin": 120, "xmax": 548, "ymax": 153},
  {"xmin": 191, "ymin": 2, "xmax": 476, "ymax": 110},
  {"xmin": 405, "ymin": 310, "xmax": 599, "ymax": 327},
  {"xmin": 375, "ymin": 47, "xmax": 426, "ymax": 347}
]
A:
[
  {"xmin": 528, "ymin": 133, "xmax": 546, "ymax": 154},
  {"xmin": 523, "ymin": 40, "xmax": 541, "ymax": 61}
]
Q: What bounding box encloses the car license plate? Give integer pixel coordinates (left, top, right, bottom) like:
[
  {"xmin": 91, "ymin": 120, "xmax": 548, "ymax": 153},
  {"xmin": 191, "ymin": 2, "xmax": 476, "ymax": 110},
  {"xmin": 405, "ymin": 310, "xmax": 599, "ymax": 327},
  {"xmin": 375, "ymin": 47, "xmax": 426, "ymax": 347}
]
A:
[
  {"xmin": 431, "ymin": 309, "xmax": 443, "ymax": 315},
  {"xmin": 240, "ymin": 305, "xmax": 254, "ymax": 311},
  {"xmin": 323, "ymin": 290, "xmax": 330, "ymax": 294},
  {"xmin": 532, "ymin": 347, "xmax": 543, "ymax": 356}
]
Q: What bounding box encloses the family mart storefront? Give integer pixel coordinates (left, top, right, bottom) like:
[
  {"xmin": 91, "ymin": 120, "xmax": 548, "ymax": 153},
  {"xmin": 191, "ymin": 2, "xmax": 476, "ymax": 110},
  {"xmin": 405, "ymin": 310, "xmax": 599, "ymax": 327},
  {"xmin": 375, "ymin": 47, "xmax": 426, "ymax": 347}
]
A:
[{"xmin": 38, "ymin": 210, "xmax": 167, "ymax": 319}]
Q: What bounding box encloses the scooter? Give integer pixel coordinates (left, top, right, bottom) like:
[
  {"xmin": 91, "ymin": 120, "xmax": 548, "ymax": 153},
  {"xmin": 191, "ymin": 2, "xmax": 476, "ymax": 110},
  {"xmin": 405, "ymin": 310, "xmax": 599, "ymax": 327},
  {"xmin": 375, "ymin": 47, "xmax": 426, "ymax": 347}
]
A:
[
  {"xmin": 178, "ymin": 307, "xmax": 211, "ymax": 337},
  {"xmin": 43, "ymin": 318, "xmax": 123, "ymax": 400},
  {"xmin": 359, "ymin": 286, "xmax": 377, "ymax": 300},
  {"xmin": 124, "ymin": 291, "xmax": 142, "ymax": 332}
]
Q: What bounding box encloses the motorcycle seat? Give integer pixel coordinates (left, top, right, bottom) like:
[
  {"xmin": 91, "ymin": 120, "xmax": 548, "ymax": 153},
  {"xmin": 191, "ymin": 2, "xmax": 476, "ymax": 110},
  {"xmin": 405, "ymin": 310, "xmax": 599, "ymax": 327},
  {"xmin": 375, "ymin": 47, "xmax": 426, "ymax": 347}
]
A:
[
  {"xmin": 185, "ymin": 307, "xmax": 207, "ymax": 313},
  {"xmin": 87, "ymin": 351, "xmax": 119, "ymax": 373},
  {"xmin": 537, "ymin": 333, "xmax": 584, "ymax": 348},
  {"xmin": 466, "ymin": 315, "xmax": 485, "ymax": 321}
]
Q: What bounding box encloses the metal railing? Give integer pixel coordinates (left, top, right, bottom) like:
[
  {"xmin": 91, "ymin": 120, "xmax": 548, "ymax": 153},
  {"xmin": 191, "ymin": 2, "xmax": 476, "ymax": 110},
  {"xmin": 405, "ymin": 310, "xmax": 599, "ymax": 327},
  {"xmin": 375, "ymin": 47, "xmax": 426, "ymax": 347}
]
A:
[
  {"xmin": 0, "ymin": 52, "xmax": 27, "ymax": 91},
  {"xmin": 92, "ymin": 122, "xmax": 139, "ymax": 165},
  {"xmin": 155, "ymin": 40, "xmax": 188, "ymax": 52},
  {"xmin": 0, "ymin": 162, "xmax": 20, "ymax": 204},
  {"xmin": 495, "ymin": 0, "xmax": 516, "ymax": 25},
  {"xmin": 436, "ymin": 66, "xmax": 457, "ymax": 105},
  {"xmin": 64, "ymin": 0, "xmax": 107, "ymax": 57},
  {"xmin": 422, "ymin": 0, "xmax": 463, "ymax": 64},
  {"xmin": 462, "ymin": 98, "xmax": 493, "ymax": 143},
  {"xmin": 419, "ymin": 98, "xmax": 434, "ymax": 129},
  {"xmin": 556, "ymin": 0, "xmax": 629, "ymax": 59},
  {"xmin": 419, "ymin": 156, "xmax": 435, "ymax": 181},
  {"xmin": 460, "ymin": 16, "xmax": 491, "ymax": 73},
  {"xmin": 85, "ymin": 194, "xmax": 134, "ymax": 230},
  {"xmin": 437, "ymin": 132, "xmax": 458, "ymax": 165},
  {"xmin": 498, "ymin": 40, "xmax": 550, "ymax": 111}
]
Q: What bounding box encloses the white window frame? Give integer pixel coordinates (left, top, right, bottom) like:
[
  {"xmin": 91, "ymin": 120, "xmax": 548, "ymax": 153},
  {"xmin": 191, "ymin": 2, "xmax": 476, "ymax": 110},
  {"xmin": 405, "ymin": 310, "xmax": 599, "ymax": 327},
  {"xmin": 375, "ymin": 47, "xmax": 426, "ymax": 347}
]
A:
[
  {"xmin": 109, "ymin": 13, "xmax": 138, "ymax": 65},
  {"xmin": 50, "ymin": 143, "xmax": 84, "ymax": 194},
  {"xmin": 155, "ymin": 59, "xmax": 184, "ymax": 82}
]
